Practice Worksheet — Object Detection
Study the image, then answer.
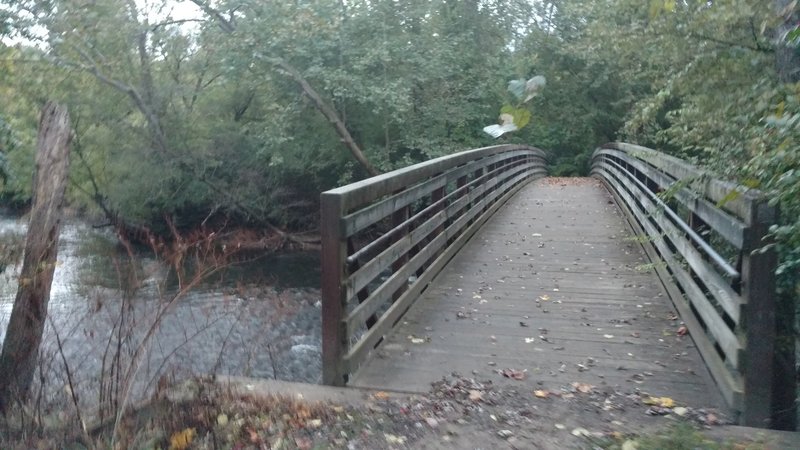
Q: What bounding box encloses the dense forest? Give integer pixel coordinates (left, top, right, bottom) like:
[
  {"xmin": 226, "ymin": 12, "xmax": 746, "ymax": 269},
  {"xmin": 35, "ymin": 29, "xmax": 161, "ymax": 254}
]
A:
[{"xmin": 0, "ymin": 1, "xmax": 798, "ymax": 292}]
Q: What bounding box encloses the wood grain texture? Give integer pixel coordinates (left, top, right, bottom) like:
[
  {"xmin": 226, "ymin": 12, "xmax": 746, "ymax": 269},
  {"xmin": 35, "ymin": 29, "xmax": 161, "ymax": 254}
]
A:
[{"xmin": 349, "ymin": 178, "xmax": 728, "ymax": 411}]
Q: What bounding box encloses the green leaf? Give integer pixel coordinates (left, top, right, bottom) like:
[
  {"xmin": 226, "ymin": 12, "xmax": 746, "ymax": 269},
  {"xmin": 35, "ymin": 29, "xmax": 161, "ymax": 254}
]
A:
[
  {"xmin": 787, "ymin": 27, "xmax": 800, "ymax": 44},
  {"xmin": 716, "ymin": 189, "xmax": 741, "ymax": 208},
  {"xmin": 648, "ymin": 0, "xmax": 662, "ymax": 20},
  {"xmin": 500, "ymin": 105, "xmax": 531, "ymax": 129}
]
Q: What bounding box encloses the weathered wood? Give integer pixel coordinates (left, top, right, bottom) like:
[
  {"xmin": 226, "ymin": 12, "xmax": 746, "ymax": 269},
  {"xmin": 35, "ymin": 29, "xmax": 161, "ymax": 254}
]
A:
[
  {"xmin": 349, "ymin": 178, "xmax": 727, "ymax": 412},
  {"xmin": 321, "ymin": 193, "xmax": 348, "ymax": 386},
  {"xmin": 599, "ymin": 162, "xmax": 742, "ymax": 322},
  {"xmin": 596, "ymin": 148, "xmax": 746, "ymax": 249},
  {"xmin": 0, "ymin": 102, "xmax": 72, "ymax": 410},
  {"xmin": 344, "ymin": 169, "xmax": 533, "ymax": 337},
  {"xmin": 329, "ymin": 146, "xmax": 544, "ymax": 211},
  {"xmin": 601, "ymin": 143, "xmax": 760, "ymax": 222},
  {"xmin": 344, "ymin": 171, "xmax": 532, "ymax": 372},
  {"xmin": 321, "ymin": 145, "xmax": 546, "ymax": 384},
  {"xmin": 596, "ymin": 165, "xmax": 742, "ymax": 367},
  {"xmin": 342, "ymin": 150, "xmax": 532, "ymax": 237},
  {"xmin": 740, "ymin": 200, "xmax": 778, "ymax": 428},
  {"xmin": 592, "ymin": 142, "xmax": 790, "ymax": 428}
]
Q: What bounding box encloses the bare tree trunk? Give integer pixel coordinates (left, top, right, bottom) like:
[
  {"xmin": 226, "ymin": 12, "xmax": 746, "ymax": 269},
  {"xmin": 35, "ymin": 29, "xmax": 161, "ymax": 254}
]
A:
[
  {"xmin": 776, "ymin": 0, "xmax": 800, "ymax": 83},
  {"xmin": 0, "ymin": 102, "xmax": 71, "ymax": 411}
]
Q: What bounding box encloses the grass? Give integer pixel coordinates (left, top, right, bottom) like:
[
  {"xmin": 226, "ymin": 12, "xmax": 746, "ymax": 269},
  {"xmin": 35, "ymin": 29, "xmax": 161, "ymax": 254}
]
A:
[{"xmin": 593, "ymin": 423, "xmax": 776, "ymax": 450}]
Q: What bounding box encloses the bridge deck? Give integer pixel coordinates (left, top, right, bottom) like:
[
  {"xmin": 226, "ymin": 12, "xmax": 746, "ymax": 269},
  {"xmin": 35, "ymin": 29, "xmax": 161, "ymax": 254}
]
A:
[{"xmin": 349, "ymin": 177, "xmax": 727, "ymax": 410}]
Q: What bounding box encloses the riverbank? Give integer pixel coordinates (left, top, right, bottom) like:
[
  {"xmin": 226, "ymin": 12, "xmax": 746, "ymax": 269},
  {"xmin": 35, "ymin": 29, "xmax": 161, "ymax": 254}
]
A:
[{"xmin": 1, "ymin": 212, "xmax": 326, "ymax": 417}]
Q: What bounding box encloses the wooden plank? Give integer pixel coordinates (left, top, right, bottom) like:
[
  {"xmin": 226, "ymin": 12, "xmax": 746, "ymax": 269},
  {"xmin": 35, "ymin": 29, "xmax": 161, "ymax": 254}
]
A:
[
  {"xmin": 342, "ymin": 151, "xmax": 534, "ymax": 236},
  {"xmin": 597, "ymin": 166, "xmax": 743, "ymax": 368},
  {"xmin": 346, "ymin": 160, "xmax": 541, "ymax": 265},
  {"xmin": 594, "ymin": 148, "xmax": 746, "ymax": 249},
  {"xmin": 327, "ymin": 145, "xmax": 545, "ymax": 212},
  {"xmin": 350, "ymin": 178, "xmax": 727, "ymax": 414},
  {"xmin": 740, "ymin": 201, "xmax": 778, "ymax": 428},
  {"xmin": 598, "ymin": 143, "xmax": 761, "ymax": 223},
  {"xmin": 596, "ymin": 158, "xmax": 739, "ymax": 281},
  {"xmin": 344, "ymin": 168, "xmax": 533, "ymax": 331},
  {"xmin": 597, "ymin": 176, "xmax": 744, "ymax": 412},
  {"xmin": 346, "ymin": 210, "xmax": 448, "ymax": 299},
  {"xmin": 344, "ymin": 171, "xmax": 537, "ymax": 372},
  {"xmin": 320, "ymin": 192, "xmax": 348, "ymax": 386},
  {"xmin": 599, "ymin": 161, "xmax": 743, "ymax": 323}
]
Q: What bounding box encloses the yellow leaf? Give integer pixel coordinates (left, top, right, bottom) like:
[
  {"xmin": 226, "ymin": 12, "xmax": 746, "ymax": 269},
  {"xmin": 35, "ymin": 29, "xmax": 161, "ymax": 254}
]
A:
[
  {"xmin": 534, "ymin": 389, "xmax": 550, "ymax": 398},
  {"xmin": 169, "ymin": 428, "xmax": 196, "ymax": 450},
  {"xmin": 643, "ymin": 396, "xmax": 675, "ymax": 408},
  {"xmin": 648, "ymin": 0, "xmax": 662, "ymax": 19}
]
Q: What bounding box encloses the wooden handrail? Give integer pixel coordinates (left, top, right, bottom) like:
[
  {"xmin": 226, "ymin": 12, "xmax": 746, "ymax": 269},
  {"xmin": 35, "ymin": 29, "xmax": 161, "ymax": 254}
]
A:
[
  {"xmin": 591, "ymin": 142, "xmax": 794, "ymax": 428},
  {"xmin": 321, "ymin": 144, "xmax": 547, "ymax": 386}
]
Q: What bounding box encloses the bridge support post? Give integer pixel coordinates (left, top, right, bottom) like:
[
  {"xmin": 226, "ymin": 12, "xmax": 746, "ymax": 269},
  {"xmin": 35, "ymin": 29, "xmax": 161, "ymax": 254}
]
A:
[
  {"xmin": 321, "ymin": 193, "xmax": 347, "ymax": 386},
  {"xmin": 740, "ymin": 200, "xmax": 795, "ymax": 429}
]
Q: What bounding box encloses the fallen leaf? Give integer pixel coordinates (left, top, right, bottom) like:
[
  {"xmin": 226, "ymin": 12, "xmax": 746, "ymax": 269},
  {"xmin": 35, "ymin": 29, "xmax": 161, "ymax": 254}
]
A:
[
  {"xmin": 497, "ymin": 429, "xmax": 514, "ymax": 439},
  {"xmin": 295, "ymin": 436, "xmax": 313, "ymax": 450},
  {"xmin": 373, "ymin": 391, "xmax": 390, "ymax": 400},
  {"xmin": 673, "ymin": 406, "xmax": 688, "ymax": 416},
  {"xmin": 169, "ymin": 428, "xmax": 196, "ymax": 450},
  {"xmin": 571, "ymin": 382, "xmax": 594, "ymax": 393},
  {"xmin": 500, "ymin": 368, "xmax": 526, "ymax": 380},
  {"xmin": 571, "ymin": 427, "xmax": 590, "ymax": 437},
  {"xmin": 407, "ymin": 334, "xmax": 427, "ymax": 344},
  {"xmin": 534, "ymin": 389, "xmax": 550, "ymax": 398},
  {"xmin": 307, "ymin": 418, "xmax": 322, "ymax": 429},
  {"xmin": 643, "ymin": 396, "xmax": 675, "ymax": 408},
  {"xmin": 384, "ymin": 434, "xmax": 407, "ymax": 445},
  {"xmin": 468, "ymin": 390, "xmax": 483, "ymax": 402}
]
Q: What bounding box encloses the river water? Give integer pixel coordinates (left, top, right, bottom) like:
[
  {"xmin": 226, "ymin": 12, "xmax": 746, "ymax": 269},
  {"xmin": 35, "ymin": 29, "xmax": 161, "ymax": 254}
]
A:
[{"xmin": 0, "ymin": 213, "xmax": 322, "ymax": 409}]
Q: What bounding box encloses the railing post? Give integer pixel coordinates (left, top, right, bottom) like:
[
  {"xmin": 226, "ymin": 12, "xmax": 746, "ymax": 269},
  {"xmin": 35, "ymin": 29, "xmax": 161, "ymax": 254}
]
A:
[
  {"xmin": 391, "ymin": 195, "xmax": 410, "ymax": 301},
  {"xmin": 321, "ymin": 192, "xmax": 348, "ymax": 386},
  {"xmin": 740, "ymin": 199, "xmax": 778, "ymax": 427}
]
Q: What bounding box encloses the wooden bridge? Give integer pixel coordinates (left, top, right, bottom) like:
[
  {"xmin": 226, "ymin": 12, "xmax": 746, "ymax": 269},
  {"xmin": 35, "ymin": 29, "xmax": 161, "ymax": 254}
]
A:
[{"xmin": 319, "ymin": 142, "xmax": 796, "ymax": 429}]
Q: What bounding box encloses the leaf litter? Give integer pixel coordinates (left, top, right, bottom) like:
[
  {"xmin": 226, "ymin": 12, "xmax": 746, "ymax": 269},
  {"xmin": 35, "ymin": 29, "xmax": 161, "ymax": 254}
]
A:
[{"xmin": 43, "ymin": 372, "xmax": 733, "ymax": 450}]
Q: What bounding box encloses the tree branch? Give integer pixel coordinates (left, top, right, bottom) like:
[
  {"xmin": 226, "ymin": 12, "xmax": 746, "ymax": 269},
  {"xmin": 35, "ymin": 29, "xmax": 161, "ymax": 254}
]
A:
[{"xmin": 190, "ymin": 0, "xmax": 381, "ymax": 176}]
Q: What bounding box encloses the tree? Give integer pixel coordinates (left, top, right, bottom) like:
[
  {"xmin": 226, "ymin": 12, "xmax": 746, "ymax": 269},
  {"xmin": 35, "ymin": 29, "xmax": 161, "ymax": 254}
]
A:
[{"xmin": 0, "ymin": 102, "xmax": 71, "ymax": 410}]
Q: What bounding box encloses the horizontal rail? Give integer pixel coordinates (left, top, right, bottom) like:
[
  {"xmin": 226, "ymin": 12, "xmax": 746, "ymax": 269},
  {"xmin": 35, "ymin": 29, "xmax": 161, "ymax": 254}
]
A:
[
  {"xmin": 591, "ymin": 142, "xmax": 792, "ymax": 428},
  {"xmin": 322, "ymin": 144, "xmax": 547, "ymax": 386}
]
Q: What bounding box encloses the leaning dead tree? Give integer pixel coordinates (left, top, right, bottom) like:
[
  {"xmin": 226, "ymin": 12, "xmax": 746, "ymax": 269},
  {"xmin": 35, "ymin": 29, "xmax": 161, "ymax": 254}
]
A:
[{"xmin": 0, "ymin": 102, "xmax": 72, "ymax": 411}]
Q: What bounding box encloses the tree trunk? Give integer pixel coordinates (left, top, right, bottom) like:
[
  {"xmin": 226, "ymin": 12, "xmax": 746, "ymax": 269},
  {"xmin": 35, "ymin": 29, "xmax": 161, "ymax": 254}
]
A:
[
  {"xmin": 776, "ymin": 0, "xmax": 800, "ymax": 83},
  {"xmin": 0, "ymin": 102, "xmax": 71, "ymax": 411}
]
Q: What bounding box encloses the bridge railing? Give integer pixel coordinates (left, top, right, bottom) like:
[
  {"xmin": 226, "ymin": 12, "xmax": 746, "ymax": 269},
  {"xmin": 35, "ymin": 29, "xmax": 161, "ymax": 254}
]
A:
[
  {"xmin": 591, "ymin": 142, "xmax": 792, "ymax": 427},
  {"xmin": 321, "ymin": 145, "xmax": 547, "ymax": 386}
]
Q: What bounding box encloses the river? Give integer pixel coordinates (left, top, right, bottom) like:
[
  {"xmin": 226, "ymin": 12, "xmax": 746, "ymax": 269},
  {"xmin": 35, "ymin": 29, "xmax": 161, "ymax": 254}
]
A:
[{"xmin": 0, "ymin": 213, "xmax": 322, "ymax": 409}]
